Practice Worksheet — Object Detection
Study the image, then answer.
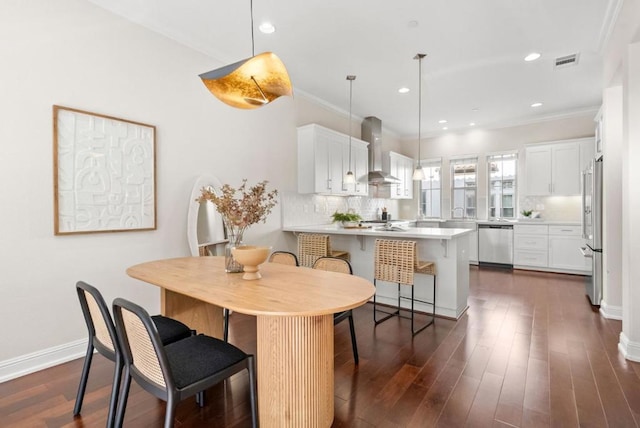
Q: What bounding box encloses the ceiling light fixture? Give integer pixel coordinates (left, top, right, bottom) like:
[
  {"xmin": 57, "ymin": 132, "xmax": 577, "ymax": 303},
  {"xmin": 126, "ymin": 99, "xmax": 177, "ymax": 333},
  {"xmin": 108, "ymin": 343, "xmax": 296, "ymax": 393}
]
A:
[
  {"xmin": 398, "ymin": 87, "xmax": 410, "ymax": 94},
  {"xmin": 344, "ymin": 75, "xmax": 357, "ymax": 185},
  {"xmin": 199, "ymin": 0, "xmax": 292, "ymax": 109},
  {"xmin": 413, "ymin": 53, "xmax": 427, "ymax": 181},
  {"xmin": 524, "ymin": 52, "xmax": 541, "ymax": 62},
  {"xmin": 258, "ymin": 22, "xmax": 275, "ymax": 34},
  {"xmin": 443, "ymin": 127, "xmax": 448, "ymax": 130},
  {"xmin": 438, "ymin": 119, "xmax": 447, "ymax": 124},
  {"xmin": 469, "ymin": 122, "xmax": 476, "ymax": 126},
  {"xmin": 531, "ymin": 102, "xmax": 543, "ymax": 108}
]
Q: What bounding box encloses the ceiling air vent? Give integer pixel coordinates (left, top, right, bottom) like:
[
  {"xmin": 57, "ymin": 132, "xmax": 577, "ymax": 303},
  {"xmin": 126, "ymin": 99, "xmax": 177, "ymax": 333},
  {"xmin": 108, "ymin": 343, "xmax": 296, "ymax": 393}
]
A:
[{"xmin": 555, "ymin": 53, "xmax": 579, "ymax": 69}]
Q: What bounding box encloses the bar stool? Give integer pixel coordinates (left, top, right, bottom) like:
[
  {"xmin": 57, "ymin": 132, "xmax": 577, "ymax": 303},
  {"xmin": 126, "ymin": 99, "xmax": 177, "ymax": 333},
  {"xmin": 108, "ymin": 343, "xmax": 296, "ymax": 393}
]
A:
[
  {"xmin": 297, "ymin": 233, "xmax": 350, "ymax": 267},
  {"xmin": 373, "ymin": 239, "xmax": 436, "ymax": 335}
]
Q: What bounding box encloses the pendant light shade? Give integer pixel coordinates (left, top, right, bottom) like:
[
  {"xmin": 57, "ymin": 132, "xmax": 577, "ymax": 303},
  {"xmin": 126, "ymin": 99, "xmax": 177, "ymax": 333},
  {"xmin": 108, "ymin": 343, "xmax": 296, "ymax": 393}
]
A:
[
  {"xmin": 344, "ymin": 75, "xmax": 357, "ymax": 184},
  {"xmin": 199, "ymin": 0, "xmax": 293, "ymax": 109},
  {"xmin": 413, "ymin": 53, "xmax": 427, "ymax": 181},
  {"xmin": 199, "ymin": 52, "xmax": 292, "ymax": 109}
]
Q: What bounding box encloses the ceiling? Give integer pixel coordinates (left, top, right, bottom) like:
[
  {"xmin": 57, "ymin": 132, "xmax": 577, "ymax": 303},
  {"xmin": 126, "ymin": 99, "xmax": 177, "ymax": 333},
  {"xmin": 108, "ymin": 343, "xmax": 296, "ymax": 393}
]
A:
[{"xmin": 88, "ymin": 0, "xmax": 617, "ymax": 139}]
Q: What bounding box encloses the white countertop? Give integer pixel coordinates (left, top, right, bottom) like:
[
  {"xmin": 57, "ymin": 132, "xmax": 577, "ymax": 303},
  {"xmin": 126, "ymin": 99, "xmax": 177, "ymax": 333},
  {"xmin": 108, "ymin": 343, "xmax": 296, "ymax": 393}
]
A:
[{"xmin": 283, "ymin": 224, "xmax": 473, "ymax": 240}]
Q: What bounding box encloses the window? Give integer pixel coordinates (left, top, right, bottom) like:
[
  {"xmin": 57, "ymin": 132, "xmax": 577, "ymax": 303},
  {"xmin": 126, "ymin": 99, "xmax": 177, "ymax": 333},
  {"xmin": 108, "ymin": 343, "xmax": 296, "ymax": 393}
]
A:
[
  {"xmin": 419, "ymin": 159, "xmax": 442, "ymax": 218},
  {"xmin": 487, "ymin": 153, "xmax": 517, "ymax": 219},
  {"xmin": 450, "ymin": 157, "xmax": 477, "ymax": 219}
]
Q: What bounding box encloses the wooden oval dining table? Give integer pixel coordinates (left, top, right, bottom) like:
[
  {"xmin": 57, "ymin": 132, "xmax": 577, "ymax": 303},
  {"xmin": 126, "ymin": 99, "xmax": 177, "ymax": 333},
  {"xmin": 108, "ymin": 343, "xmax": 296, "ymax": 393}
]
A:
[{"xmin": 127, "ymin": 256, "xmax": 375, "ymax": 428}]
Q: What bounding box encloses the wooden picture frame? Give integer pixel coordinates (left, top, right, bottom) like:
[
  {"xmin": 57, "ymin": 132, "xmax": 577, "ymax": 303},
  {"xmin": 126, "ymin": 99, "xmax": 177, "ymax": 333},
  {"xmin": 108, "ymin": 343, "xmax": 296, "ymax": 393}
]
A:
[{"xmin": 53, "ymin": 105, "xmax": 156, "ymax": 235}]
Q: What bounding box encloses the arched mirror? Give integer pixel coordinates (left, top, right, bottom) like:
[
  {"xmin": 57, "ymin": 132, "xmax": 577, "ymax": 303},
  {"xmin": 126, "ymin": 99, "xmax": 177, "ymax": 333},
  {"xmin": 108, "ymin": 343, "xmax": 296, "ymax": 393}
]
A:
[{"xmin": 187, "ymin": 174, "xmax": 227, "ymax": 256}]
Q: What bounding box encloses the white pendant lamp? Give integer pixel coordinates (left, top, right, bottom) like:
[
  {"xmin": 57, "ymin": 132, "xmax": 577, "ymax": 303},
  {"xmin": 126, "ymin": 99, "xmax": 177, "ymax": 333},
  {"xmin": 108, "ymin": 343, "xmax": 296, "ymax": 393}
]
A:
[
  {"xmin": 413, "ymin": 53, "xmax": 427, "ymax": 181},
  {"xmin": 344, "ymin": 75, "xmax": 357, "ymax": 184},
  {"xmin": 199, "ymin": 0, "xmax": 293, "ymax": 109}
]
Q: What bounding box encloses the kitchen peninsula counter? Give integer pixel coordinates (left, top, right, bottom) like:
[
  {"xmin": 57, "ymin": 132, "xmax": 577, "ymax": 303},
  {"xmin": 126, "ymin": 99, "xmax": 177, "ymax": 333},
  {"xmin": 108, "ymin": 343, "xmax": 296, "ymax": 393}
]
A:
[{"xmin": 283, "ymin": 225, "xmax": 473, "ymax": 319}]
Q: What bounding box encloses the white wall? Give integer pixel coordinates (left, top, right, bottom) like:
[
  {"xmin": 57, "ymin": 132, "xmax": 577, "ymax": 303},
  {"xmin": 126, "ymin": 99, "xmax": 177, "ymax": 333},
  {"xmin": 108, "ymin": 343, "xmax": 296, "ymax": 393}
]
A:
[
  {"xmin": 398, "ymin": 115, "xmax": 596, "ymax": 220},
  {"xmin": 0, "ymin": 0, "xmax": 303, "ymax": 376},
  {"xmin": 0, "ymin": 0, "xmax": 404, "ymax": 380}
]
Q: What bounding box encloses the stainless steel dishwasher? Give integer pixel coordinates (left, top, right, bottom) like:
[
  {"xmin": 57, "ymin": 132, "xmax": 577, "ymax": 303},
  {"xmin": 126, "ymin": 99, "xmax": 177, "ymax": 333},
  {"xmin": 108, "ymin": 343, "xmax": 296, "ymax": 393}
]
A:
[{"xmin": 478, "ymin": 224, "xmax": 514, "ymax": 268}]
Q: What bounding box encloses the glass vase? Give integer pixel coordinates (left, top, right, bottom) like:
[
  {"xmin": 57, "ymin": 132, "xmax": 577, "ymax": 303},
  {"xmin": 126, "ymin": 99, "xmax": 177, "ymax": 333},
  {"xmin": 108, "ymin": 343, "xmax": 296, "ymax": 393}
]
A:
[{"xmin": 225, "ymin": 232, "xmax": 244, "ymax": 273}]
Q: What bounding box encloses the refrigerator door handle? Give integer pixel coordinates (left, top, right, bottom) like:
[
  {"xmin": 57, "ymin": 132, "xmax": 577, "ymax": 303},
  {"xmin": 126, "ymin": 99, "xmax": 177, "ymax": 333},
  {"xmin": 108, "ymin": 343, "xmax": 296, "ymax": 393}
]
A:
[{"xmin": 581, "ymin": 169, "xmax": 588, "ymax": 239}]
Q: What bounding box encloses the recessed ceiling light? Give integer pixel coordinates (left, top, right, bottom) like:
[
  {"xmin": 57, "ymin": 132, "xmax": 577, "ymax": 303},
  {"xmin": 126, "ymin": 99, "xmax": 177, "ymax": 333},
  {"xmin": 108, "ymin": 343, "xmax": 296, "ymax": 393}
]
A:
[
  {"xmin": 443, "ymin": 127, "xmax": 448, "ymax": 130},
  {"xmin": 408, "ymin": 20, "xmax": 419, "ymax": 28},
  {"xmin": 469, "ymin": 122, "xmax": 476, "ymax": 126},
  {"xmin": 531, "ymin": 102, "xmax": 543, "ymax": 108},
  {"xmin": 471, "ymin": 108, "xmax": 479, "ymax": 112},
  {"xmin": 438, "ymin": 119, "xmax": 447, "ymax": 124},
  {"xmin": 398, "ymin": 87, "xmax": 410, "ymax": 94},
  {"xmin": 524, "ymin": 52, "xmax": 541, "ymax": 62},
  {"xmin": 259, "ymin": 22, "xmax": 276, "ymax": 34}
]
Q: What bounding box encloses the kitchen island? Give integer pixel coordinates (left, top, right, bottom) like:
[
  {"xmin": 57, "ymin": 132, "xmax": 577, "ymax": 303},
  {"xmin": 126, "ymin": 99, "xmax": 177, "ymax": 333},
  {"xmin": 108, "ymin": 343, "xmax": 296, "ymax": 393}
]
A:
[{"xmin": 283, "ymin": 224, "xmax": 473, "ymax": 319}]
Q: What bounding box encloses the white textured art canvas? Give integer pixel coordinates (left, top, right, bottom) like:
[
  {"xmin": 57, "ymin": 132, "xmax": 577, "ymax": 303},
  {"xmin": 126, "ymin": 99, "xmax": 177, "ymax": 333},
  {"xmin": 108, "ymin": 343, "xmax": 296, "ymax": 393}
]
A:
[{"xmin": 53, "ymin": 106, "xmax": 156, "ymax": 235}]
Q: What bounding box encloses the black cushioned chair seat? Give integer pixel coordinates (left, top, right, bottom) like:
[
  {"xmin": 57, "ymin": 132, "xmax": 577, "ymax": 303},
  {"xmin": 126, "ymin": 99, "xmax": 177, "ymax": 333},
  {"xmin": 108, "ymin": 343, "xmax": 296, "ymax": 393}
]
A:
[
  {"xmin": 151, "ymin": 315, "xmax": 192, "ymax": 346},
  {"xmin": 165, "ymin": 335, "xmax": 248, "ymax": 389}
]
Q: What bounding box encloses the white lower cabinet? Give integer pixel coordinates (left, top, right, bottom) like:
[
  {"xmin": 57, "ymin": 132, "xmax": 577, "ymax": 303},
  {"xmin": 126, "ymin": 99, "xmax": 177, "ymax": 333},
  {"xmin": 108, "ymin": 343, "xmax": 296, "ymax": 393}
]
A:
[
  {"xmin": 548, "ymin": 226, "xmax": 591, "ymax": 272},
  {"xmin": 514, "ymin": 225, "xmax": 548, "ymax": 268},
  {"xmin": 513, "ymin": 223, "xmax": 590, "ymax": 274}
]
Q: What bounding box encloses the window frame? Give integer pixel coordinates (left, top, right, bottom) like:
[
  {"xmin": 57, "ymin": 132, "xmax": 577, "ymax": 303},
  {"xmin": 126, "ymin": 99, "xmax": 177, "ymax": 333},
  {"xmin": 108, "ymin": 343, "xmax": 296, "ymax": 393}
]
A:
[
  {"xmin": 450, "ymin": 156, "xmax": 478, "ymax": 219},
  {"xmin": 418, "ymin": 158, "xmax": 442, "ymax": 218},
  {"xmin": 486, "ymin": 151, "xmax": 518, "ymax": 219}
]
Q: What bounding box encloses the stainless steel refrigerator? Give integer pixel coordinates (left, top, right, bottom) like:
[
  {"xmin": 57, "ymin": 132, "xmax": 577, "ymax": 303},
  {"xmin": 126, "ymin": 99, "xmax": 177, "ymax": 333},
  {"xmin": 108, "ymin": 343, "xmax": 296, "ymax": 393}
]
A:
[{"xmin": 581, "ymin": 157, "xmax": 603, "ymax": 305}]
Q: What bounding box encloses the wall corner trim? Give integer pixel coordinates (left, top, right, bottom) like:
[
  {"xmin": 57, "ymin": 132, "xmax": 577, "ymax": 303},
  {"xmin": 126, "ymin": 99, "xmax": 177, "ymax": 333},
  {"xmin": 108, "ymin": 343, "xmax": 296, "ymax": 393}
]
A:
[
  {"xmin": 618, "ymin": 332, "xmax": 640, "ymax": 362},
  {"xmin": 0, "ymin": 339, "xmax": 87, "ymax": 384},
  {"xmin": 600, "ymin": 300, "xmax": 623, "ymax": 320}
]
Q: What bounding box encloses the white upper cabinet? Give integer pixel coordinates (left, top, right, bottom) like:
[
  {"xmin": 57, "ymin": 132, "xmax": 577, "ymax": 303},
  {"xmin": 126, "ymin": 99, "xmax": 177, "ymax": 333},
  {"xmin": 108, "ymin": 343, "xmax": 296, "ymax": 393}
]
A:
[
  {"xmin": 350, "ymin": 143, "xmax": 369, "ymax": 196},
  {"xmin": 297, "ymin": 124, "xmax": 369, "ymax": 196},
  {"xmin": 525, "ymin": 140, "xmax": 585, "ymax": 196},
  {"xmin": 382, "ymin": 151, "xmax": 414, "ymax": 200}
]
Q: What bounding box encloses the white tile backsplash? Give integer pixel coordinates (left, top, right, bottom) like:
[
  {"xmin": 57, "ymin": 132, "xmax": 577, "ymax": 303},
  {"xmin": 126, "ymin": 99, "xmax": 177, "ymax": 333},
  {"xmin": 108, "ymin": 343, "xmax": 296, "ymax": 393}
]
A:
[
  {"xmin": 519, "ymin": 195, "xmax": 581, "ymax": 221},
  {"xmin": 281, "ymin": 191, "xmax": 400, "ymax": 226}
]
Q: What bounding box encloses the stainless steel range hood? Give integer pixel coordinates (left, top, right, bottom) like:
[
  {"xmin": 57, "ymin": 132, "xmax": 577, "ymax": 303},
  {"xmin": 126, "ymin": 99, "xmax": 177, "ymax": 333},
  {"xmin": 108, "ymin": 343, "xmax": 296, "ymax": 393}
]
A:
[{"xmin": 361, "ymin": 116, "xmax": 401, "ymax": 185}]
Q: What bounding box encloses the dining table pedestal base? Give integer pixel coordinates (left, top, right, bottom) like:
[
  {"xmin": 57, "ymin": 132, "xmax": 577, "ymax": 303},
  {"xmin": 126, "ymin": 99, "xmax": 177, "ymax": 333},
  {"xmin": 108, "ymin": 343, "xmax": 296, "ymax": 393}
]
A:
[
  {"xmin": 257, "ymin": 314, "xmax": 334, "ymax": 427},
  {"xmin": 161, "ymin": 289, "xmax": 224, "ymax": 339}
]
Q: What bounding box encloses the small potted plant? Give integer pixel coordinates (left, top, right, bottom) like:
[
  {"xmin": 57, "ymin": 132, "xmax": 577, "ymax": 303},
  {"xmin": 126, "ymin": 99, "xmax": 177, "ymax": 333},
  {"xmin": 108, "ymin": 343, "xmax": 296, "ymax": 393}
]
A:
[
  {"xmin": 521, "ymin": 209, "xmax": 533, "ymax": 218},
  {"xmin": 331, "ymin": 211, "xmax": 362, "ymax": 228}
]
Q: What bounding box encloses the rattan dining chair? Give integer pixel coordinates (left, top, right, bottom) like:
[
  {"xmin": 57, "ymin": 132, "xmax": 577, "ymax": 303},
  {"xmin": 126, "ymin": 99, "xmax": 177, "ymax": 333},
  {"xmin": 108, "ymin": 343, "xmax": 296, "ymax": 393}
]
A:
[
  {"xmin": 312, "ymin": 257, "xmax": 359, "ymax": 364},
  {"xmin": 112, "ymin": 298, "xmax": 258, "ymax": 428},
  {"xmin": 373, "ymin": 239, "xmax": 436, "ymax": 335},
  {"xmin": 74, "ymin": 281, "xmax": 193, "ymax": 428},
  {"xmin": 297, "ymin": 233, "xmax": 349, "ymax": 267},
  {"xmin": 268, "ymin": 250, "xmax": 299, "ymax": 266}
]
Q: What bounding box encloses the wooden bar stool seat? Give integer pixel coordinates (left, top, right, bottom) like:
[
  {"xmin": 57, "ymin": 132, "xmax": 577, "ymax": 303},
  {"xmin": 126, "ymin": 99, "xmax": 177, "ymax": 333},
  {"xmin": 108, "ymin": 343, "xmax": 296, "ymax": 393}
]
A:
[
  {"xmin": 297, "ymin": 233, "xmax": 350, "ymax": 267},
  {"xmin": 373, "ymin": 239, "xmax": 436, "ymax": 335}
]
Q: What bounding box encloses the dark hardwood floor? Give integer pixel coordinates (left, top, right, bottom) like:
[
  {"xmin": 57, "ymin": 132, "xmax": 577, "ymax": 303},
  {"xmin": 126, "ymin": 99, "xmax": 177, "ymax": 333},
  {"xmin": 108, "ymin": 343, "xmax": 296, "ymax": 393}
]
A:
[{"xmin": 2, "ymin": 267, "xmax": 640, "ymax": 427}]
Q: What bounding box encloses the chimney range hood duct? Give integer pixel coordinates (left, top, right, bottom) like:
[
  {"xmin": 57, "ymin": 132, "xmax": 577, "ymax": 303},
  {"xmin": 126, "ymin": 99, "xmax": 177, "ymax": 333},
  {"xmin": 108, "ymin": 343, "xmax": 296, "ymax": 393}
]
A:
[{"xmin": 361, "ymin": 116, "xmax": 401, "ymax": 185}]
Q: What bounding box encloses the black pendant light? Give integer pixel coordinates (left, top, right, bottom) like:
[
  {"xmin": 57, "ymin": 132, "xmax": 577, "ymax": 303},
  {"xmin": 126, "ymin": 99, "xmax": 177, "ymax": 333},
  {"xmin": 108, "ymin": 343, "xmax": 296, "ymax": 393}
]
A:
[
  {"xmin": 344, "ymin": 75, "xmax": 356, "ymax": 184},
  {"xmin": 413, "ymin": 53, "xmax": 426, "ymax": 181}
]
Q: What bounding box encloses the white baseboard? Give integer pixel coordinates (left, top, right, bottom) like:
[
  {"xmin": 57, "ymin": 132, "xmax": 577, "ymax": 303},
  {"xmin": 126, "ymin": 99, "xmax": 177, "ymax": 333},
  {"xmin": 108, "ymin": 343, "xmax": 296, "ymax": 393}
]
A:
[
  {"xmin": 0, "ymin": 339, "xmax": 87, "ymax": 384},
  {"xmin": 600, "ymin": 300, "xmax": 623, "ymax": 320},
  {"xmin": 618, "ymin": 332, "xmax": 640, "ymax": 362}
]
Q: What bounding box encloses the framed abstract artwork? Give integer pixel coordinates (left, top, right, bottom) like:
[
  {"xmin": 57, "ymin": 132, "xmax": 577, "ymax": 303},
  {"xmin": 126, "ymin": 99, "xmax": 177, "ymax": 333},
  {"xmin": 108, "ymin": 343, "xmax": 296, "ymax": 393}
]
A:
[{"xmin": 53, "ymin": 105, "xmax": 156, "ymax": 235}]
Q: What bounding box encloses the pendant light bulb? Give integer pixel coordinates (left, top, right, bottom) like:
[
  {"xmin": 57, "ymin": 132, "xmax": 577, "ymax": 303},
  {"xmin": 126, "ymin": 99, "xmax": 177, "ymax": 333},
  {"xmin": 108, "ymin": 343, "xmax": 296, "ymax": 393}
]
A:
[
  {"xmin": 413, "ymin": 53, "xmax": 427, "ymax": 181},
  {"xmin": 344, "ymin": 75, "xmax": 357, "ymax": 185}
]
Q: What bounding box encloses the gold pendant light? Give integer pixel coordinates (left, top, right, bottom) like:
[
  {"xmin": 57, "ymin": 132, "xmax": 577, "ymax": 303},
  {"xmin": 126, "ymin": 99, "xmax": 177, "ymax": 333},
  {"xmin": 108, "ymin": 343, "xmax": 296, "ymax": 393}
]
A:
[
  {"xmin": 412, "ymin": 53, "xmax": 427, "ymax": 181},
  {"xmin": 199, "ymin": 0, "xmax": 293, "ymax": 109},
  {"xmin": 344, "ymin": 75, "xmax": 356, "ymax": 185}
]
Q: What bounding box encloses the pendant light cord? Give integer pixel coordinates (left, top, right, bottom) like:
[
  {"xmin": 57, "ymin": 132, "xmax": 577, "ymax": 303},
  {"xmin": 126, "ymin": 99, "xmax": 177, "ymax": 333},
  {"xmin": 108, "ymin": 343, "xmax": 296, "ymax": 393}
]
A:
[
  {"xmin": 250, "ymin": 0, "xmax": 255, "ymax": 56},
  {"xmin": 346, "ymin": 75, "xmax": 356, "ymax": 173},
  {"xmin": 417, "ymin": 55, "xmax": 422, "ymax": 168}
]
